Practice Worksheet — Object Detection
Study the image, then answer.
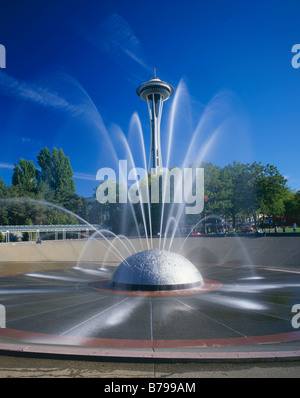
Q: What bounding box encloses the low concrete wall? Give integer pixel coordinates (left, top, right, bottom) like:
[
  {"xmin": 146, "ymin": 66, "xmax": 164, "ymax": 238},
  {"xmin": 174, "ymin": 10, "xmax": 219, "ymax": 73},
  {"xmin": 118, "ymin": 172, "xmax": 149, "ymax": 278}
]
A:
[
  {"xmin": 0, "ymin": 240, "xmax": 88, "ymax": 263},
  {"xmin": 183, "ymin": 236, "xmax": 300, "ymax": 269},
  {"xmin": 0, "ymin": 239, "xmax": 127, "ymax": 276},
  {"xmin": 0, "ymin": 236, "xmax": 299, "ymax": 275}
]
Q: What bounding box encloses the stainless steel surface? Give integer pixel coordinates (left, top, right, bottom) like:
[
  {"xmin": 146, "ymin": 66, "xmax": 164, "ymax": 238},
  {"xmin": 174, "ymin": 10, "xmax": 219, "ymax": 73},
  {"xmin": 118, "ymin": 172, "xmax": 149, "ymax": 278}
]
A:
[{"xmin": 111, "ymin": 249, "xmax": 203, "ymax": 290}]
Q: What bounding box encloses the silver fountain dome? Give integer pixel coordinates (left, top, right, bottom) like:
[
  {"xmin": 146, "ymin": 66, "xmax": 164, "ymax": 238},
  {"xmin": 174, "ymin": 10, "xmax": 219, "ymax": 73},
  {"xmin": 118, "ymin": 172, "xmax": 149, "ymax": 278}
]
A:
[{"xmin": 110, "ymin": 249, "xmax": 203, "ymax": 291}]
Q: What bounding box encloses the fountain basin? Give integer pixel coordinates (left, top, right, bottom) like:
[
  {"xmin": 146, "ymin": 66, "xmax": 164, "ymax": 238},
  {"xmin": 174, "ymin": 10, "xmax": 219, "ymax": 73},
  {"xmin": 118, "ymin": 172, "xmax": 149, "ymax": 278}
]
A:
[{"xmin": 110, "ymin": 249, "xmax": 203, "ymax": 291}]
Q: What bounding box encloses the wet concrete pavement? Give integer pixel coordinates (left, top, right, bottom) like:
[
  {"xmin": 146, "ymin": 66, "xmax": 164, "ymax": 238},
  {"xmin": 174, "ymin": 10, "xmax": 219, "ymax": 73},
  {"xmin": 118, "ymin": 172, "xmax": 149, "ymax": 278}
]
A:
[{"xmin": 0, "ymin": 237, "xmax": 299, "ymax": 378}]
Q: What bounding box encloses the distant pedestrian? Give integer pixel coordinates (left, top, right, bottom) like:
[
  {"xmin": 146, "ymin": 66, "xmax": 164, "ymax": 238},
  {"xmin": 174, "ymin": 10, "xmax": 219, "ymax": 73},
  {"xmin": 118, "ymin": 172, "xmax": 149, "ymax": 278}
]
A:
[{"xmin": 293, "ymin": 223, "xmax": 297, "ymax": 233}]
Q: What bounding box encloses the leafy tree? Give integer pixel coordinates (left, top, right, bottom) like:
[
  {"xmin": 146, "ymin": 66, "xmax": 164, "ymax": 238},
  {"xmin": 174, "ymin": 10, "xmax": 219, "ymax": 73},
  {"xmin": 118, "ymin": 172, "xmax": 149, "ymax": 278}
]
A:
[
  {"xmin": 0, "ymin": 148, "xmax": 89, "ymax": 227},
  {"xmin": 37, "ymin": 147, "xmax": 75, "ymax": 196},
  {"xmin": 222, "ymin": 162, "xmax": 259, "ymax": 226},
  {"xmin": 52, "ymin": 147, "xmax": 75, "ymax": 195},
  {"xmin": 0, "ymin": 178, "xmax": 7, "ymax": 197},
  {"xmin": 58, "ymin": 191, "xmax": 89, "ymax": 222},
  {"xmin": 284, "ymin": 191, "xmax": 300, "ymax": 224},
  {"xmin": 201, "ymin": 161, "xmax": 290, "ymax": 228},
  {"xmin": 36, "ymin": 147, "xmax": 86, "ymax": 224},
  {"xmin": 203, "ymin": 162, "xmax": 231, "ymax": 217},
  {"xmin": 257, "ymin": 163, "xmax": 289, "ymax": 218},
  {"xmin": 1, "ymin": 146, "xmax": 294, "ymax": 232},
  {"xmin": 11, "ymin": 159, "xmax": 37, "ymax": 194},
  {"xmin": 36, "ymin": 147, "xmax": 53, "ymax": 186},
  {"xmin": 36, "ymin": 179, "xmax": 55, "ymax": 203},
  {"xmin": 0, "ymin": 178, "xmax": 9, "ymax": 225},
  {"xmin": 7, "ymin": 161, "xmax": 39, "ymax": 225}
]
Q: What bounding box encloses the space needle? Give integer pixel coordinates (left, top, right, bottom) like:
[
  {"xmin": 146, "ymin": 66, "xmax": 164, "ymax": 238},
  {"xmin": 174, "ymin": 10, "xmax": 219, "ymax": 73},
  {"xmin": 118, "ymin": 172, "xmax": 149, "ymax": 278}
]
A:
[{"xmin": 136, "ymin": 71, "xmax": 174, "ymax": 175}]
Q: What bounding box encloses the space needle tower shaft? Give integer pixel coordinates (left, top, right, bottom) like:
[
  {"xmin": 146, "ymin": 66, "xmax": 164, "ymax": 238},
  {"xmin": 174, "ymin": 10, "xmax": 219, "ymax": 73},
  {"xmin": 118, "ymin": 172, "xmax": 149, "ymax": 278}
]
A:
[{"xmin": 136, "ymin": 71, "xmax": 174, "ymax": 175}]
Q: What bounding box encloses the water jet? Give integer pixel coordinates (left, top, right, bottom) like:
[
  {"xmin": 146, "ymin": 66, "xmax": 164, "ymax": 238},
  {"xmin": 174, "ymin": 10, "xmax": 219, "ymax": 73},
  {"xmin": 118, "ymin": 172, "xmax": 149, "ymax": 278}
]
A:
[{"xmin": 0, "ymin": 74, "xmax": 299, "ymax": 362}]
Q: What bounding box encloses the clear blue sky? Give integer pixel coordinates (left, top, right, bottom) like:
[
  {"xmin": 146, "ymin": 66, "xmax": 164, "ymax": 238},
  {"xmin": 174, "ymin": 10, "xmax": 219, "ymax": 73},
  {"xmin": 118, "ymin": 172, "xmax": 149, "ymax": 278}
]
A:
[{"xmin": 0, "ymin": 0, "xmax": 299, "ymax": 197}]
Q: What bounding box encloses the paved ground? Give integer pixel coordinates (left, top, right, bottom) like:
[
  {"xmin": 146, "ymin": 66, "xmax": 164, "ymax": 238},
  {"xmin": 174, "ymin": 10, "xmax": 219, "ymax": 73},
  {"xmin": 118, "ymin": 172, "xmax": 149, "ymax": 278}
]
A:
[
  {"xmin": 0, "ymin": 353, "xmax": 300, "ymax": 378},
  {"xmin": 1, "ymin": 264, "xmax": 299, "ymax": 346},
  {"xmin": 0, "ymin": 236, "xmax": 299, "ymax": 378}
]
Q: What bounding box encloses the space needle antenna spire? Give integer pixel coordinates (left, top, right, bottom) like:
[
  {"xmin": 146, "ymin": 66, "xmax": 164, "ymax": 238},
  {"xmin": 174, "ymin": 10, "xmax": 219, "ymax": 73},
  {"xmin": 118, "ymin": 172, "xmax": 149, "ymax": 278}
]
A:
[{"xmin": 136, "ymin": 71, "xmax": 174, "ymax": 175}]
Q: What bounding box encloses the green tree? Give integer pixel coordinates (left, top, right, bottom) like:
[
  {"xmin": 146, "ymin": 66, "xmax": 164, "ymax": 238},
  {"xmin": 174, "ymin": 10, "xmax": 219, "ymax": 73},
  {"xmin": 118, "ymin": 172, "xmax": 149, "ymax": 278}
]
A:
[
  {"xmin": 36, "ymin": 147, "xmax": 53, "ymax": 187},
  {"xmin": 202, "ymin": 162, "xmax": 231, "ymax": 216},
  {"xmin": 58, "ymin": 191, "xmax": 89, "ymax": 222},
  {"xmin": 37, "ymin": 147, "xmax": 75, "ymax": 196},
  {"xmin": 0, "ymin": 178, "xmax": 7, "ymax": 196},
  {"xmin": 8, "ymin": 161, "xmax": 39, "ymax": 225},
  {"xmin": 0, "ymin": 148, "xmax": 88, "ymax": 227},
  {"xmin": 284, "ymin": 191, "xmax": 300, "ymax": 224},
  {"xmin": 257, "ymin": 163, "xmax": 289, "ymax": 218},
  {"xmin": 36, "ymin": 147, "xmax": 85, "ymax": 224},
  {"xmin": 200, "ymin": 161, "xmax": 290, "ymax": 228},
  {"xmin": 223, "ymin": 162, "xmax": 259, "ymax": 226},
  {"xmin": 11, "ymin": 159, "xmax": 37, "ymax": 194},
  {"xmin": 0, "ymin": 178, "xmax": 9, "ymax": 225}
]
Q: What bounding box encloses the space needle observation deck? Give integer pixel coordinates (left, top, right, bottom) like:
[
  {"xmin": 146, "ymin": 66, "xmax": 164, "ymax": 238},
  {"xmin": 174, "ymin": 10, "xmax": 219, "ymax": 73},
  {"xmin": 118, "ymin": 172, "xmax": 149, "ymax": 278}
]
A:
[{"xmin": 136, "ymin": 71, "xmax": 174, "ymax": 175}]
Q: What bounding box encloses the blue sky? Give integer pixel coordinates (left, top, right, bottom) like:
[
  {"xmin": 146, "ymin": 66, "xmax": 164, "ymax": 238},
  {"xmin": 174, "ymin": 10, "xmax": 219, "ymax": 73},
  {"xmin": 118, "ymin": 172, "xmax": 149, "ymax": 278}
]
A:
[{"xmin": 0, "ymin": 0, "xmax": 299, "ymax": 197}]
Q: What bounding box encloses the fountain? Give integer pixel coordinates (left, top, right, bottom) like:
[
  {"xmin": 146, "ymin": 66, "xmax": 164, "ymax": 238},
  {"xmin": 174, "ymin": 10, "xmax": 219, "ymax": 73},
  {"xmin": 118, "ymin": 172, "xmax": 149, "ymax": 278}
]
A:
[
  {"xmin": 110, "ymin": 249, "xmax": 203, "ymax": 291},
  {"xmin": 105, "ymin": 73, "xmax": 205, "ymax": 293},
  {"xmin": 0, "ymin": 73, "xmax": 299, "ymax": 362}
]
